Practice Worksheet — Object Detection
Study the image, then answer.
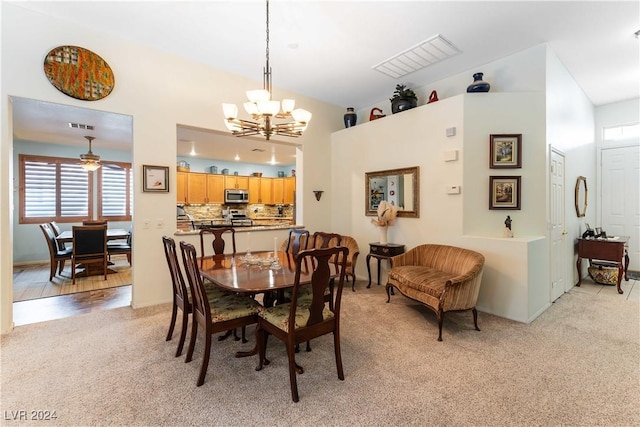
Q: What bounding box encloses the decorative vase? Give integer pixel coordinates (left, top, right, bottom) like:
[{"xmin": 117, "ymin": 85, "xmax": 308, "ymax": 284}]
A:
[
  {"xmin": 344, "ymin": 107, "xmax": 357, "ymax": 128},
  {"xmin": 378, "ymin": 226, "xmax": 388, "ymax": 245},
  {"xmin": 467, "ymin": 72, "xmax": 490, "ymax": 93},
  {"xmin": 391, "ymin": 97, "xmax": 418, "ymax": 114}
]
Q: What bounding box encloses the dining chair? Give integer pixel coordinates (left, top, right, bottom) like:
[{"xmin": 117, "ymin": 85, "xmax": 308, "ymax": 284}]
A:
[
  {"xmin": 311, "ymin": 231, "xmax": 342, "ymax": 249},
  {"xmin": 108, "ymin": 228, "xmax": 132, "ymax": 265},
  {"xmin": 179, "ymin": 241, "xmax": 261, "ymax": 387},
  {"xmin": 255, "ymin": 246, "xmax": 349, "ymax": 402},
  {"xmin": 162, "ymin": 236, "xmax": 229, "ymax": 358},
  {"xmin": 199, "ymin": 227, "xmax": 236, "ymax": 257},
  {"xmin": 283, "ymin": 229, "xmax": 310, "ymax": 255},
  {"xmin": 49, "ymin": 221, "xmax": 68, "ymax": 251},
  {"xmin": 39, "ymin": 223, "xmax": 73, "ymax": 281},
  {"xmin": 338, "ymin": 235, "xmax": 360, "ymax": 291},
  {"xmin": 82, "ymin": 219, "xmax": 108, "ymax": 226},
  {"xmin": 71, "ymin": 224, "xmax": 108, "ymax": 285}
]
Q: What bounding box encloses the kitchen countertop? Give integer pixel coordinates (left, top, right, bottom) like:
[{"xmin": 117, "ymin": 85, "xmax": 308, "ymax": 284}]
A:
[{"xmin": 174, "ymin": 223, "xmax": 304, "ymax": 236}]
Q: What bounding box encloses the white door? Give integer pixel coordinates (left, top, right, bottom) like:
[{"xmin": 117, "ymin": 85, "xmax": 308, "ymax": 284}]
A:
[
  {"xmin": 550, "ymin": 149, "xmax": 566, "ymax": 301},
  {"xmin": 601, "ymin": 145, "xmax": 640, "ymax": 271}
]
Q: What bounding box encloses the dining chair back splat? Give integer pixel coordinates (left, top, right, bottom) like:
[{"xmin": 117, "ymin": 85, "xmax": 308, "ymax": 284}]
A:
[
  {"xmin": 255, "ymin": 246, "xmax": 349, "ymax": 402},
  {"xmin": 180, "ymin": 241, "xmax": 261, "ymax": 387},
  {"xmin": 49, "ymin": 221, "xmax": 67, "ymax": 251},
  {"xmin": 71, "ymin": 225, "xmax": 108, "ymax": 284},
  {"xmin": 283, "ymin": 229, "xmax": 310, "ymax": 255},
  {"xmin": 39, "ymin": 223, "xmax": 73, "ymax": 281},
  {"xmin": 311, "ymin": 232, "xmax": 342, "ymax": 250},
  {"xmin": 199, "ymin": 228, "xmax": 236, "ymax": 257},
  {"xmin": 162, "ymin": 236, "xmax": 192, "ymax": 357}
]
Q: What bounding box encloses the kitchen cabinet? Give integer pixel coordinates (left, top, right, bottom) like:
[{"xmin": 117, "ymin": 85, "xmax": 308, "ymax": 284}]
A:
[
  {"xmin": 206, "ymin": 174, "xmax": 225, "ymax": 203},
  {"xmin": 177, "ymin": 172, "xmax": 187, "ymax": 203},
  {"xmin": 186, "ymin": 172, "xmax": 207, "ymax": 204},
  {"xmin": 272, "ymin": 177, "xmax": 296, "ymax": 204},
  {"xmin": 224, "ymin": 175, "xmax": 249, "ymax": 190},
  {"xmin": 249, "ymin": 177, "xmax": 273, "ymax": 204}
]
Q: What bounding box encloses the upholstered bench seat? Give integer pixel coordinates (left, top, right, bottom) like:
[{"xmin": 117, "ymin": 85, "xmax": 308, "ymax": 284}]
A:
[{"xmin": 386, "ymin": 244, "xmax": 485, "ymax": 341}]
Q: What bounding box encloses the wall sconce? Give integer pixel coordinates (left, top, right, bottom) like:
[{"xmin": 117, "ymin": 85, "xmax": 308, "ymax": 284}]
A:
[{"xmin": 313, "ymin": 190, "xmax": 324, "ymax": 201}]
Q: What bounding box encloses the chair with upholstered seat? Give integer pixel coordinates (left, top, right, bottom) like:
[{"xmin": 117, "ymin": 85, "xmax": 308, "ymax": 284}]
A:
[
  {"xmin": 108, "ymin": 229, "xmax": 132, "ymax": 265},
  {"xmin": 338, "ymin": 235, "xmax": 360, "ymax": 291},
  {"xmin": 39, "ymin": 223, "xmax": 73, "ymax": 281},
  {"xmin": 311, "ymin": 231, "xmax": 341, "ymax": 249},
  {"xmin": 199, "ymin": 227, "xmax": 236, "ymax": 257},
  {"xmin": 180, "ymin": 241, "xmax": 262, "ymax": 386},
  {"xmin": 71, "ymin": 224, "xmax": 108, "ymax": 284},
  {"xmin": 281, "ymin": 229, "xmax": 310, "ymax": 255},
  {"xmin": 49, "ymin": 221, "xmax": 68, "ymax": 251},
  {"xmin": 162, "ymin": 236, "xmax": 229, "ymax": 358},
  {"xmin": 255, "ymin": 246, "xmax": 348, "ymax": 402}
]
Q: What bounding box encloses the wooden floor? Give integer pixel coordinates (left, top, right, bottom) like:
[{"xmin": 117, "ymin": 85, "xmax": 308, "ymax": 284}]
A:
[
  {"xmin": 12, "ymin": 255, "xmax": 132, "ymax": 326},
  {"xmin": 13, "ymin": 256, "xmax": 132, "ymax": 302}
]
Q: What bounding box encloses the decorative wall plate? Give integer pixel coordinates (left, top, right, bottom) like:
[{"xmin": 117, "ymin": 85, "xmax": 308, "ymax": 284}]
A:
[{"xmin": 43, "ymin": 45, "xmax": 115, "ymax": 101}]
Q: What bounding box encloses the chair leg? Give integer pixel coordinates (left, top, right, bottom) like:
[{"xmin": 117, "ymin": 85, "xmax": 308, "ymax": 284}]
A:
[
  {"xmin": 333, "ymin": 329, "xmax": 344, "ymax": 381},
  {"xmin": 49, "ymin": 261, "xmax": 56, "ymax": 281},
  {"xmin": 175, "ymin": 308, "xmax": 189, "ymax": 357},
  {"xmin": 196, "ymin": 331, "xmax": 212, "ymax": 386},
  {"xmin": 472, "ymin": 307, "xmax": 481, "ymax": 331},
  {"xmin": 255, "ymin": 326, "xmax": 267, "ymax": 371},
  {"xmin": 58, "ymin": 260, "xmax": 66, "ymax": 275},
  {"xmin": 286, "ymin": 343, "xmax": 300, "ymax": 402},
  {"xmin": 166, "ymin": 302, "xmax": 178, "ymax": 341},
  {"xmin": 185, "ymin": 320, "xmax": 198, "ymax": 363}
]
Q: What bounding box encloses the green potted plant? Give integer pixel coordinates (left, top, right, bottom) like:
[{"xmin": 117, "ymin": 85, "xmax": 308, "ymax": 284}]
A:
[{"xmin": 389, "ymin": 84, "xmax": 418, "ymax": 114}]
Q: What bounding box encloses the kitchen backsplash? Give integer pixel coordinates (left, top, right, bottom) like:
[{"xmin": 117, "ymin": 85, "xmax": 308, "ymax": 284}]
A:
[{"xmin": 182, "ymin": 204, "xmax": 293, "ymax": 220}]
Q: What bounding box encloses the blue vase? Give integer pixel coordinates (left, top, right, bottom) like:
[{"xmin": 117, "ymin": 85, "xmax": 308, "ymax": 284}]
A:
[
  {"xmin": 344, "ymin": 107, "xmax": 357, "ymax": 128},
  {"xmin": 467, "ymin": 72, "xmax": 490, "ymax": 93}
]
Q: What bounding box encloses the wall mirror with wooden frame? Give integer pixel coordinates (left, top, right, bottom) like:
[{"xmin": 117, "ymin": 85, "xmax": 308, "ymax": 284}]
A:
[
  {"xmin": 365, "ymin": 166, "xmax": 419, "ymax": 218},
  {"xmin": 575, "ymin": 176, "xmax": 588, "ymax": 217}
]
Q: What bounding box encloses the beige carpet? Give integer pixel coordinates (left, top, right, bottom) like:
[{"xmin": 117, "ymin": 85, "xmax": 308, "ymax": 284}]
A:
[{"xmin": 1, "ymin": 282, "xmax": 638, "ymax": 426}]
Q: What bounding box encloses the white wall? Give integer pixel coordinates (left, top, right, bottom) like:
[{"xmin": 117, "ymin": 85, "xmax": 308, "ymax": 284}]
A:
[{"xmin": 0, "ymin": 3, "xmax": 344, "ymax": 333}]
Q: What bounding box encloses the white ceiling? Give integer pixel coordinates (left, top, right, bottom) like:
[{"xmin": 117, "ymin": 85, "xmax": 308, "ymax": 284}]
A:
[{"xmin": 10, "ymin": 1, "xmax": 640, "ymax": 163}]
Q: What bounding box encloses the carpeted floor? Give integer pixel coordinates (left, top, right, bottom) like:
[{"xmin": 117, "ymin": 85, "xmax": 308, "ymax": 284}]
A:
[{"xmin": 1, "ymin": 281, "xmax": 638, "ymax": 426}]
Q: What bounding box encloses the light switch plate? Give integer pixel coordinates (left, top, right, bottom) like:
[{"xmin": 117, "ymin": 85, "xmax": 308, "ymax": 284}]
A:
[
  {"xmin": 447, "ymin": 185, "xmax": 461, "ymax": 194},
  {"xmin": 446, "ymin": 127, "xmax": 456, "ymax": 137},
  {"xmin": 443, "ymin": 150, "xmax": 458, "ymax": 162}
]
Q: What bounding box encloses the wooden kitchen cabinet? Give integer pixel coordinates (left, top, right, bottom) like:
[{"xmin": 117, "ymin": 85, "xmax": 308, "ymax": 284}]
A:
[
  {"xmin": 206, "ymin": 174, "xmax": 225, "ymax": 203},
  {"xmin": 272, "ymin": 177, "xmax": 295, "ymax": 204},
  {"xmin": 249, "ymin": 177, "xmax": 273, "ymax": 204},
  {"xmin": 186, "ymin": 172, "xmax": 207, "ymax": 204},
  {"xmin": 177, "ymin": 171, "xmax": 188, "ymax": 203},
  {"xmin": 224, "ymin": 175, "xmax": 249, "ymax": 190}
]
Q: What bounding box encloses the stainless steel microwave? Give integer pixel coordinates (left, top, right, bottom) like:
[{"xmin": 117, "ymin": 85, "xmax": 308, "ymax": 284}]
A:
[{"xmin": 225, "ymin": 188, "xmax": 249, "ymax": 204}]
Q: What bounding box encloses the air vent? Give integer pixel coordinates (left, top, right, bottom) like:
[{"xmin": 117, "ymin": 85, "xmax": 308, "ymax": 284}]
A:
[
  {"xmin": 372, "ymin": 34, "xmax": 462, "ymax": 79},
  {"xmin": 68, "ymin": 122, "xmax": 95, "ymax": 130}
]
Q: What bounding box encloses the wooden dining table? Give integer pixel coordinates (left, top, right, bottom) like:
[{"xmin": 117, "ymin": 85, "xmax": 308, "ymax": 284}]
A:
[{"xmin": 55, "ymin": 228, "xmax": 130, "ymax": 244}]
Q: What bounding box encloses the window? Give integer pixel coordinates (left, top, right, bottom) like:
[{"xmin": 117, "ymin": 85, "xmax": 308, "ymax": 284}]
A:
[
  {"xmin": 603, "ymin": 123, "xmax": 640, "ymax": 141},
  {"xmin": 98, "ymin": 161, "xmax": 133, "ymax": 221},
  {"xmin": 19, "ymin": 154, "xmax": 132, "ymax": 224}
]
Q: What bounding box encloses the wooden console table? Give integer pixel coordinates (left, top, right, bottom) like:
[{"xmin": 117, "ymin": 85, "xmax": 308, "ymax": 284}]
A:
[
  {"xmin": 576, "ymin": 236, "xmax": 629, "ymax": 294},
  {"xmin": 366, "ymin": 243, "xmax": 405, "ymax": 288}
]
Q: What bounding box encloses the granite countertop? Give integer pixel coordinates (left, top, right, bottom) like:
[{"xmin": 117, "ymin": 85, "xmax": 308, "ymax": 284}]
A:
[{"xmin": 174, "ymin": 224, "xmax": 303, "ymax": 236}]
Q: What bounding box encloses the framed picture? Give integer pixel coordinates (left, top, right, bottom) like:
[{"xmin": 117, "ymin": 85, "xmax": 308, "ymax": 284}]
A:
[
  {"xmin": 143, "ymin": 165, "xmax": 169, "ymax": 192},
  {"xmin": 490, "ymin": 134, "xmax": 522, "ymax": 168},
  {"xmin": 489, "ymin": 176, "xmax": 521, "ymax": 210}
]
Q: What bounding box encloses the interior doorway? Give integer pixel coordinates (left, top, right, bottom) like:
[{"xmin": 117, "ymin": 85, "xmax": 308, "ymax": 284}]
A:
[{"xmin": 550, "ymin": 148, "xmax": 567, "ymax": 302}]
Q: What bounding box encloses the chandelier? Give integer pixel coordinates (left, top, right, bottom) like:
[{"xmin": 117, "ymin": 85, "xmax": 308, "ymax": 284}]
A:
[
  {"xmin": 222, "ymin": 0, "xmax": 311, "ymax": 141},
  {"xmin": 80, "ymin": 135, "xmax": 101, "ymax": 171}
]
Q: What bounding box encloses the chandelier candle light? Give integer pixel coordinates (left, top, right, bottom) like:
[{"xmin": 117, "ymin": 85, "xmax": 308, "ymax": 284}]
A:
[{"xmin": 222, "ymin": 0, "xmax": 312, "ymax": 141}]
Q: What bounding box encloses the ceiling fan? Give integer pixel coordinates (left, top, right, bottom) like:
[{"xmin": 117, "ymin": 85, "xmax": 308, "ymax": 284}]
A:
[{"xmin": 79, "ymin": 135, "xmax": 101, "ymax": 171}]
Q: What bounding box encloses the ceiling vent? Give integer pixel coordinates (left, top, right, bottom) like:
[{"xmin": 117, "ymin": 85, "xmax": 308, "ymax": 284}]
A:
[
  {"xmin": 68, "ymin": 122, "xmax": 95, "ymax": 130},
  {"xmin": 372, "ymin": 34, "xmax": 462, "ymax": 79}
]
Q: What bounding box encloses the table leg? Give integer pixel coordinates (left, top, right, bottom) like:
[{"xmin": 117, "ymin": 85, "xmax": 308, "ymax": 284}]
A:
[
  {"xmin": 377, "ymin": 258, "xmax": 381, "ymax": 286},
  {"xmin": 624, "ymin": 250, "xmax": 629, "ymax": 281},
  {"xmin": 616, "ymin": 264, "xmax": 624, "ymax": 294},
  {"xmin": 576, "ymin": 257, "xmax": 582, "ymax": 286},
  {"xmin": 366, "ymin": 254, "xmax": 373, "ymax": 288}
]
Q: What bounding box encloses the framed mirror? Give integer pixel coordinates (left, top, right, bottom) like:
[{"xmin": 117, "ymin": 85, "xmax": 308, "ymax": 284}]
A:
[
  {"xmin": 574, "ymin": 176, "xmax": 588, "ymax": 217},
  {"xmin": 365, "ymin": 166, "xmax": 419, "ymax": 218}
]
